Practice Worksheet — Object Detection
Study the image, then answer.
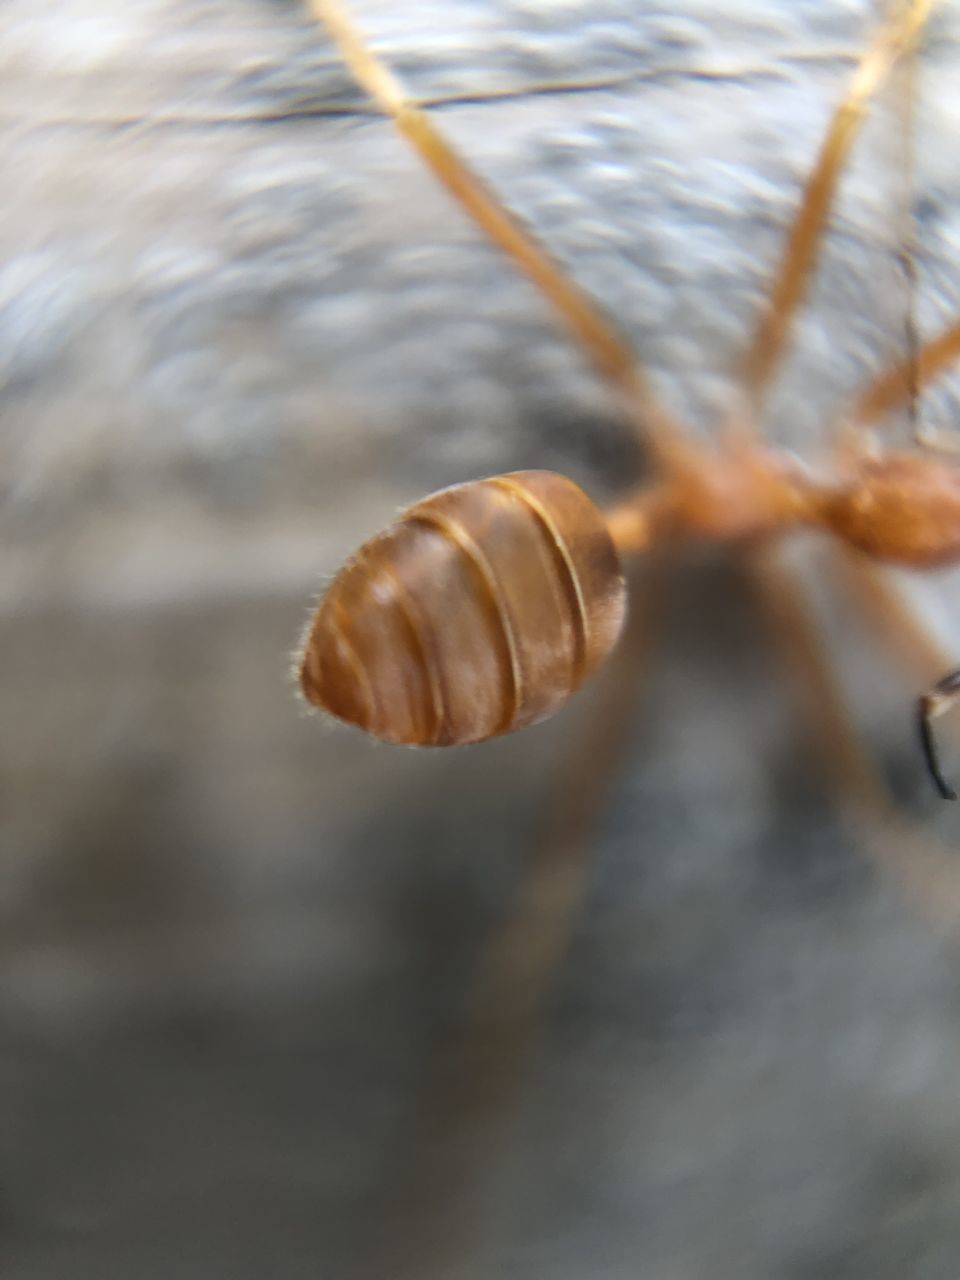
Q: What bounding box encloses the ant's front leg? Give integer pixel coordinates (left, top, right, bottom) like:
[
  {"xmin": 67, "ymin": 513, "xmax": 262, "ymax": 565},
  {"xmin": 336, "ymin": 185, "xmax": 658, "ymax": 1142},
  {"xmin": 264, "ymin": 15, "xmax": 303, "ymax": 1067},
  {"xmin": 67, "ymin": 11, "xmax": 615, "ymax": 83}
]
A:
[{"xmin": 919, "ymin": 669, "xmax": 960, "ymax": 800}]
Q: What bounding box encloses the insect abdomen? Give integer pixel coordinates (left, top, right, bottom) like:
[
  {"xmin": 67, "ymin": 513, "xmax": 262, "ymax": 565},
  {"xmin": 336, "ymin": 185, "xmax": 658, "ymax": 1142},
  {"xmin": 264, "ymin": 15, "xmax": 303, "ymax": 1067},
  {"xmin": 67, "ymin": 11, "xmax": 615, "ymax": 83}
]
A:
[{"xmin": 299, "ymin": 471, "xmax": 626, "ymax": 745}]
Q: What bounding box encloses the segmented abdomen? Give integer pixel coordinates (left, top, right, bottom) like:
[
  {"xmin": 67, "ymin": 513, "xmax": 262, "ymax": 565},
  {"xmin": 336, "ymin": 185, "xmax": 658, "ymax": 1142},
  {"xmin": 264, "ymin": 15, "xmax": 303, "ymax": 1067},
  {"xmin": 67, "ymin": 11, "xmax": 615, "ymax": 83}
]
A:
[{"xmin": 299, "ymin": 470, "xmax": 626, "ymax": 745}]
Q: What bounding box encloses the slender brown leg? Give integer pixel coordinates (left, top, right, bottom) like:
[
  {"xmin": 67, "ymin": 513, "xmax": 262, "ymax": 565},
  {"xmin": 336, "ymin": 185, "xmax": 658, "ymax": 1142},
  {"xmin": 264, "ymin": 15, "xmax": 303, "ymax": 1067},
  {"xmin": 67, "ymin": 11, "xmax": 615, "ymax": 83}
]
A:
[
  {"xmin": 745, "ymin": 544, "xmax": 960, "ymax": 932},
  {"xmin": 841, "ymin": 319, "xmax": 960, "ymax": 457},
  {"xmin": 355, "ymin": 563, "xmax": 668, "ymax": 1279},
  {"xmin": 886, "ymin": 0, "xmax": 960, "ymax": 456},
  {"xmin": 845, "ymin": 322, "xmax": 960, "ymax": 439},
  {"xmin": 828, "ymin": 3, "xmax": 960, "ymax": 451},
  {"xmin": 830, "ymin": 548, "xmax": 955, "ymax": 679},
  {"xmin": 735, "ymin": 0, "xmax": 934, "ymax": 427},
  {"xmin": 744, "ymin": 546, "xmax": 888, "ymax": 811},
  {"xmin": 305, "ymin": 0, "xmax": 692, "ymax": 472}
]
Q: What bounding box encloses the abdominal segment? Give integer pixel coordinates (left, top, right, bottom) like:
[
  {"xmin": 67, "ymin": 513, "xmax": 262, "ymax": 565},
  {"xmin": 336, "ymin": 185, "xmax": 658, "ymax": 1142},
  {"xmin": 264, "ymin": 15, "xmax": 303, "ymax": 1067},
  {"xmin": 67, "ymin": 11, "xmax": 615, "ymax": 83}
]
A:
[{"xmin": 299, "ymin": 471, "xmax": 626, "ymax": 745}]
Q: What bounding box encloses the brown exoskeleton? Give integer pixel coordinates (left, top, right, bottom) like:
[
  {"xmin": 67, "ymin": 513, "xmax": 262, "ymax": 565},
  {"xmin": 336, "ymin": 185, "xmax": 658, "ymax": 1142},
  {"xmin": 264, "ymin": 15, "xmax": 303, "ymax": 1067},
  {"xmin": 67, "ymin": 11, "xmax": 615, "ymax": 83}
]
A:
[
  {"xmin": 300, "ymin": 0, "xmax": 960, "ymax": 772},
  {"xmin": 296, "ymin": 3, "xmax": 960, "ymax": 1275}
]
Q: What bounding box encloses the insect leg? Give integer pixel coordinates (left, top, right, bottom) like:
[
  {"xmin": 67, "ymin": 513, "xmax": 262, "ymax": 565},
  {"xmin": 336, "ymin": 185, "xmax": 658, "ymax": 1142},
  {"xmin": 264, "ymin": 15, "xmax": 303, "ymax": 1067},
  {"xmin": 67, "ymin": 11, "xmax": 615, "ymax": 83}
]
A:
[
  {"xmin": 829, "ymin": 548, "xmax": 954, "ymax": 681},
  {"xmin": 886, "ymin": 0, "xmax": 960, "ymax": 457},
  {"xmin": 839, "ymin": 1, "xmax": 960, "ymax": 455},
  {"xmin": 744, "ymin": 543, "xmax": 960, "ymax": 932},
  {"xmin": 304, "ymin": 0, "xmax": 692, "ymax": 472},
  {"xmin": 355, "ymin": 563, "xmax": 668, "ymax": 1279},
  {"xmin": 842, "ymin": 321, "xmax": 960, "ymax": 444},
  {"xmin": 745, "ymin": 546, "xmax": 888, "ymax": 810},
  {"xmin": 735, "ymin": 0, "xmax": 934, "ymax": 429}
]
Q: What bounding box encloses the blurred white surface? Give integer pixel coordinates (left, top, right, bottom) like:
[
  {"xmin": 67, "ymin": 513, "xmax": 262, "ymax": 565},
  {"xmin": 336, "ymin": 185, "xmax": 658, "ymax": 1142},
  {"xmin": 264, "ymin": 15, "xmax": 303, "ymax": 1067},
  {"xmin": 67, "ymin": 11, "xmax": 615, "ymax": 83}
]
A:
[{"xmin": 4, "ymin": 3, "xmax": 960, "ymax": 1278}]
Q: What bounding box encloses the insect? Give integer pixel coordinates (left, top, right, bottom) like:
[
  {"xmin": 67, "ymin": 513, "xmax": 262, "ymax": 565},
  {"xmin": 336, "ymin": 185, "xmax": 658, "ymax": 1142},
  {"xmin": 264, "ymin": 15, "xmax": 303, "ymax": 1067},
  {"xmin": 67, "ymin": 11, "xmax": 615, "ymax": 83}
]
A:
[
  {"xmin": 297, "ymin": 2, "xmax": 960, "ymax": 1274},
  {"xmin": 299, "ymin": 0, "xmax": 960, "ymax": 774}
]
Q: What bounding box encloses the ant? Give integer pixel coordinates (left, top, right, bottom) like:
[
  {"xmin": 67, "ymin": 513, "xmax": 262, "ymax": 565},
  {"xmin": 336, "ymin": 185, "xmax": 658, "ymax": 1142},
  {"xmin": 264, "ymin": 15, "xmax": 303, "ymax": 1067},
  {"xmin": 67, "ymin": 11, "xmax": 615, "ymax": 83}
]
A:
[
  {"xmin": 299, "ymin": 0, "xmax": 960, "ymax": 793},
  {"xmin": 295, "ymin": 3, "xmax": 960, "ymax": 1273}
]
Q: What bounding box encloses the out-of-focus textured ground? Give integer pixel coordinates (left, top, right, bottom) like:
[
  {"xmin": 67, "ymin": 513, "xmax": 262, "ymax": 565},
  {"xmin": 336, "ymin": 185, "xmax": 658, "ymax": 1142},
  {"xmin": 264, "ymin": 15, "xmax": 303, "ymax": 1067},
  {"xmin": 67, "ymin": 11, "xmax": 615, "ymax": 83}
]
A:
[{"xmin": 6, "ymin": 2, "xmax": 960, "ymax": 1277}]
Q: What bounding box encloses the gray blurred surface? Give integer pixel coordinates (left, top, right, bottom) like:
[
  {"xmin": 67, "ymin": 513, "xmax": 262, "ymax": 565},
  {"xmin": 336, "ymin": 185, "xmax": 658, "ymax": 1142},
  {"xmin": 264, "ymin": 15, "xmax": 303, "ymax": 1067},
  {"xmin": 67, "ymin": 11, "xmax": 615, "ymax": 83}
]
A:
[{"xmin": 6, "ymin": 2, "xmax": 960, "ymax": 1277}]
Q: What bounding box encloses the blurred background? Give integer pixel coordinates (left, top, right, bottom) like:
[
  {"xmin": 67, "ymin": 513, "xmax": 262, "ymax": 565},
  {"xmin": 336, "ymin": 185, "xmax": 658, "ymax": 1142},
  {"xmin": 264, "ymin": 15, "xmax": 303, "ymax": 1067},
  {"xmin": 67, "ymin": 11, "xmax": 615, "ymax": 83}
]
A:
[{"xmin": 6, "ymin": 1, "xmax": 960, "ymax": 1276}]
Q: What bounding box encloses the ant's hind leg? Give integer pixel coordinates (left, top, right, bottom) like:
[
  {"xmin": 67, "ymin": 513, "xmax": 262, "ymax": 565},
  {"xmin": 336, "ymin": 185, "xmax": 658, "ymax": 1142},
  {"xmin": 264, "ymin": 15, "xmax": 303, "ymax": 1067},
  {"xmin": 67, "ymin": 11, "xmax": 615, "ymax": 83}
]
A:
[
  {"xmin": 734, "ymin": 0, "xmax": 934, "ymax": 430},
  {"xmin": 305, "ymin": 0, "xmax": 688, "ymax": 469}
]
